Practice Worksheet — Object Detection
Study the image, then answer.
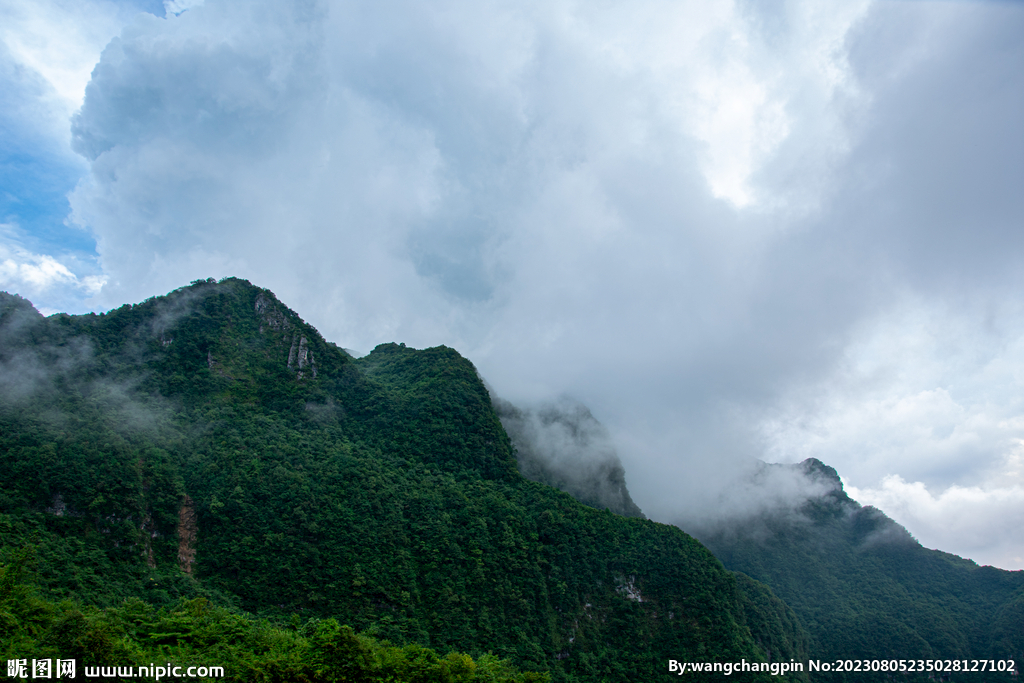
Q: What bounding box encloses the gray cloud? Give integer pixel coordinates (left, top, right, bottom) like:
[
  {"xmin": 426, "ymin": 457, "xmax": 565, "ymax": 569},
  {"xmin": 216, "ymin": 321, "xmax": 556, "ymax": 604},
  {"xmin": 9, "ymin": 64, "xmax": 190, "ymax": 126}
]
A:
[{"xmin": 835, "ymin": 2, "xmax": 1024, "ymax": 290}]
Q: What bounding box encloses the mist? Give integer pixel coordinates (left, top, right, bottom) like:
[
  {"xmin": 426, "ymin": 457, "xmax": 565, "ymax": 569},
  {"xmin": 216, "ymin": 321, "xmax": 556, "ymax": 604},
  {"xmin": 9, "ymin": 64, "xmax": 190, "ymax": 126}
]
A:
[
  {"xmin": 0, "ymin": 289, "xmax": 182, "ymax": 440},
  {"xmin": 493, "ymin": 394, "xmax": 644, "ymax": 518},
  {"xmin": 494, "ymin": 387, "xmax": 848, "ymax": 540}
]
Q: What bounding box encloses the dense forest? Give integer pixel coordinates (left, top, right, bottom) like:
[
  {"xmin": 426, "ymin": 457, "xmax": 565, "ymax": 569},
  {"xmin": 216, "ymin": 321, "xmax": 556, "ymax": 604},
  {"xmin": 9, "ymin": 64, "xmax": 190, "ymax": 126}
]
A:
[
  {"xmin": 2, "ymin": 277, "xmax": 1021, "ymax": 681},
  {"xmin": 1, "ymin": 549, "xmax": 546, "ymax": 683},
  {"xmin": 1, "ymin": 278, "xmax": 803, "ymax": 682},
  {"xmin": 697, "ymin": 460, "xmax": 1024, "ymax": 682}
]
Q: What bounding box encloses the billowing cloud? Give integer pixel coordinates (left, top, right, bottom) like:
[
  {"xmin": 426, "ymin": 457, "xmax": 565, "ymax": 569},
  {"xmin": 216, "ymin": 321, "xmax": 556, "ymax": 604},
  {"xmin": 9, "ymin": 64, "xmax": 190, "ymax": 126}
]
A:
[
  {"xmin": 758, "ymin": 295, "xmax": 1024, "ymax": 567},
  {"xmin": 0, "ymin": 225, "xmax": 105, "ymax": 313},
  {"xmin": 848, "ymin": 476, "xmax": 1024, "ymax": 571},
  {"xmin": 0, "ymin": 0, "xmax": 165, "ymax": 276},
  {"xmin": 0, "ymin": 0, "xmax": 163, "ymax": 129},
  {"xmin": 5, "ymin": 0, "xmax": 1024, "ymax": 567}
]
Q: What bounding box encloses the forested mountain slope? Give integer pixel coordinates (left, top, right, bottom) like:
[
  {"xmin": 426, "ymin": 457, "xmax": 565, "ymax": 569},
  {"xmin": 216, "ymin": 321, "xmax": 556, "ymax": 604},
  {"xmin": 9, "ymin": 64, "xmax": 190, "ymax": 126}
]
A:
[
  {"xmin": 0, "ymin": 278, "xmax": 803, "ymax": 682},
  {"xmin": 697, "ymin": 459, "xmax": 1024, "ymax": 682}
]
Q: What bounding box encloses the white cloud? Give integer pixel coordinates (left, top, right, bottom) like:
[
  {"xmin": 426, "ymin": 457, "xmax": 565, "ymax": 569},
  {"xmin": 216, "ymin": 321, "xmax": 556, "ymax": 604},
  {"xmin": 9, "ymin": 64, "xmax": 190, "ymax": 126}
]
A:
[
  {"xmin": 687, "ymin": 0, "xmax": 871, "ymax": 208},
  {"xmin": 761, "ymin": 296, "xmax": 1024, "ymax": 483},
  {"xmin": 67, "ymin": 0, "xmax": 875, "ymax": 324},
  {"xmin": 0, "ymin": 247, "xmax": 75, "ymax": 290},
  {"xmin": 848, "ymin": 475, "xmax": 1024, "ymax": 570},
  {"xmin": 0, "ymin": 226, "xmax": 106, "ymax": 310},
  {"xmin": 0, "ymin": 0, "xmax": 145, "ymax": 117},
  {"xmin": 760, "ymin": 294, "xmax": 1024, "ymax": 567}
]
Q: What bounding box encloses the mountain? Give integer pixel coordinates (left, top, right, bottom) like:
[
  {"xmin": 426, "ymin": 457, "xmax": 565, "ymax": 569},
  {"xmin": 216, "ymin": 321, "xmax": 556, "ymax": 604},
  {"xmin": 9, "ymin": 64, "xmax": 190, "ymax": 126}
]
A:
[
  {"xmin": 495, "ymin": 392, "xmax": 1024, "ymax": 682},
  {"xmin": 694, "ymin": 459, "xmax": 1024, "ymax": 682},
  {"xmin": 0, "ymin": 278, "xmax": 803, "ymax": 682}
]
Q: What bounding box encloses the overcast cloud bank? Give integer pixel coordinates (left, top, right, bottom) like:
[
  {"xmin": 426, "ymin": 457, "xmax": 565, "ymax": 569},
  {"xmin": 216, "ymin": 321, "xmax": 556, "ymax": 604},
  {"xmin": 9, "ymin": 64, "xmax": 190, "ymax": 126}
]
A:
[{"xmin": 2, "ymin": 0, "xmax": 1023, "ymax": 567}]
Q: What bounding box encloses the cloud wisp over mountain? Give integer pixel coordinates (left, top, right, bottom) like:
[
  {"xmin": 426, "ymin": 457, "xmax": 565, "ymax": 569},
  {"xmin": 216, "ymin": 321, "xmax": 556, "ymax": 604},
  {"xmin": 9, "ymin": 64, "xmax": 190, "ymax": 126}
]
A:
[
  {"xmin": 494, "ymin": 395, "xmax": 645, "ymax": 519},
  {"xmin": 2, "ymin": 0, "xmax": 1024, "ymax": 568}
]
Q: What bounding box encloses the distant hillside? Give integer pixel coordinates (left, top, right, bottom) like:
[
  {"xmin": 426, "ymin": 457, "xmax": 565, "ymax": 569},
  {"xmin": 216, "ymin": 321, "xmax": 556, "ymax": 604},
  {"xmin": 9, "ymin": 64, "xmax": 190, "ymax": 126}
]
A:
[
  {"xmin": 0, "ymin": 278, "xmax": 802, "ymax": 682},
  {"xmin": 696, "ymin": 459, "xmax": 1024, "ymax": 682}
]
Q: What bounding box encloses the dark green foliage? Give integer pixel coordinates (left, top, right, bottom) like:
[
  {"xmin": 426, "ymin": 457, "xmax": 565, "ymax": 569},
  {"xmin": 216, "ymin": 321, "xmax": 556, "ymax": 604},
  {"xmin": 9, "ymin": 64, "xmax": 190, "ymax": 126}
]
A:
[
  {"xmin": 731, "ymin": 573, "xmax": 810, "ymax": 681},
  {"xmin": 0, "ymin": 279, "xmax": 790, "ymax": 682},
  {"xmin": 0, "ymin": 554, "xmax": 546, "ymax": 682},
  {"xmin": 699, "ymin": 460, "xmax": 1024, "ymax": 682}
]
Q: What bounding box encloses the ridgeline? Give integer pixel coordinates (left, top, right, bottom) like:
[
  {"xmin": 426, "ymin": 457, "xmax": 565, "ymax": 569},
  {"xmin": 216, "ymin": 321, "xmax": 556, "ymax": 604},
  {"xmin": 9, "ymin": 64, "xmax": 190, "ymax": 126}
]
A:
[
  {"xmin": 1, "ymin": 278, "xmax": 801, "ymax": 682},
  {"xmin": 697, "ymin": 460, "xmax": 1024, "ymax": 682}
]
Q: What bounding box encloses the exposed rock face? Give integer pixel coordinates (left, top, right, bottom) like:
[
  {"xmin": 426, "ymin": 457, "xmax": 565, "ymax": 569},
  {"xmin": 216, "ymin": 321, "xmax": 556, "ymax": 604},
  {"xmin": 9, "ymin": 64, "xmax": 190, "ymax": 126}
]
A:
[
  {"xmin": 177, "ymin": 495, "xmax": 198, "ymax": 574},
  {"xmin": 255, "ymin": 289, "xmax": 319, "ymax": 379},
  {"xmin": 46, "ymin": 493, "xmax": 66, "ymax": 516},
  {"xmin": 142, "ymin": 511, "xmax": 156, "ymax": 568},
  {"xmin": 296, "ymin": 336, "xmax": 317, "ymax": 378},
  {"xmin": 616, "ymin": 574, "xmax": 644, "ymax": 603},
  {"xmin": 287, "ymin": 334, "xmax": 299, "ymax": 368},
  {"xmin": 287, "ymin": 334, "xmax": 317, "ymax": 378},
  {"xmin": 255, "ymin": 291, "xmax": 291, "ymax": 333}
]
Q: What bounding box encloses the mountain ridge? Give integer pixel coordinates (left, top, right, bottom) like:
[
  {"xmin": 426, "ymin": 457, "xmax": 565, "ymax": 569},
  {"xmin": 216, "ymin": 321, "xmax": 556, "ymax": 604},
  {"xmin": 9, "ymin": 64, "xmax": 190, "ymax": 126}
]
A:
[
  {"xmin": 1, "ymin": 277, "xmax": 803, "ymax": 682},
  {"xmin": 5, "ymin": 276, "xmax": 1019, "ymax": 681}
]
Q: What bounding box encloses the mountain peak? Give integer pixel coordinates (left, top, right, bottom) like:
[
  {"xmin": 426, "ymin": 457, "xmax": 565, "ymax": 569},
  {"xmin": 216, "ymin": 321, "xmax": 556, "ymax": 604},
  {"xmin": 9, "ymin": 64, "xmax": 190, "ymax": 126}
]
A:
[
  {"xmin": 797, "ymin": 457, "xmax": 842, "ymax": 489},
  {"xmin": 0, "ymin": 290, "xmax": 42, "ymax": 320}
]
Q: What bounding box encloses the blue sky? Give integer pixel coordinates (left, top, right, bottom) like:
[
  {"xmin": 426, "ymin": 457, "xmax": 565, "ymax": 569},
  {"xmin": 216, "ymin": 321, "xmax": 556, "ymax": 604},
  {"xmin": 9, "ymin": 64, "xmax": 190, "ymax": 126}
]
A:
[
  {"xmin": 0, "ymin": 0, "xmax": 168, "ymax": 309},
  {"xmin": 0, "ymin": 39, "xmax": 84, "ymax": 248},
  {"xmin": 2, "ymin": 0, "xmax": 1024, "ymax": 568}
]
